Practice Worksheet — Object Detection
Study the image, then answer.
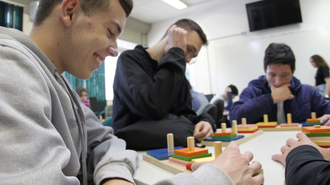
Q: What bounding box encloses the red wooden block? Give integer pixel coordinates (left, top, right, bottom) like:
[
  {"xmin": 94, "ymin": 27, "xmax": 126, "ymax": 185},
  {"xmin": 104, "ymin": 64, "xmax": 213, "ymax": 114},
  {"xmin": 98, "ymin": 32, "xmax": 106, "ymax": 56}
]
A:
[
  {"xmin": 186, "ymin": 163, "xmax": 193, "ymax": 171},
  {"xmin": 307, "ymin": 119, "xmax": 321, "ymax": 123},
  {"xmin": 238, "ymin": 129, "xmax": 259, "ymax": 133},
  {"xmin": 214, "ymin": 131, "xmax": 234, "ymax": 136}
]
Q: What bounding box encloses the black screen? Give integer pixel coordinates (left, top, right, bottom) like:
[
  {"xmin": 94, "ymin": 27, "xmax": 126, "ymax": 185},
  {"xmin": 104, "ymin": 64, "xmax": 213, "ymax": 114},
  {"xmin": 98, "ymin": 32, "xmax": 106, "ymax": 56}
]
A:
[{"xmin": 246, "ymin": 0, "xmax": 302, "ymax": 32}]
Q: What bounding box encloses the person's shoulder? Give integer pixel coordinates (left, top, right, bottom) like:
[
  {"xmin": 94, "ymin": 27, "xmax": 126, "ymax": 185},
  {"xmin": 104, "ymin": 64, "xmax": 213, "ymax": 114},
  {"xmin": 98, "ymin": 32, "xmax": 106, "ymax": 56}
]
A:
[{"xmin": 247, "ymin": 75, "xmax": 265, "ymax": 88}]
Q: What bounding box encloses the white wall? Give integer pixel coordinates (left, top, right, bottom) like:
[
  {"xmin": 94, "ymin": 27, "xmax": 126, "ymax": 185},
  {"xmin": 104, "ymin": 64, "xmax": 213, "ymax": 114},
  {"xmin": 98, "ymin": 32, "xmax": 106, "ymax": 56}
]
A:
[
  {"xmin": 147, "ymin": 0, "xmax": 330, "ymax": 96},
  {"xmin": 23, "ymin": 13, "xmax": 33, "ymax": 35}
]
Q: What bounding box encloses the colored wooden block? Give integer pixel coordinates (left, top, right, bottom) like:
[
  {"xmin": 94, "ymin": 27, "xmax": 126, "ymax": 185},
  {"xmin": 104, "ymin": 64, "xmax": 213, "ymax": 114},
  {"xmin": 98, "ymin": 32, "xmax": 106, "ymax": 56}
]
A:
[
  {"xmin": 204, "ymin": 135, "xmax": 245, "ymax": 142},
  {"xmin": 174, "ymin": 147, "xmax": 208, "ymax": 157},
  {"xmin": 302, "ymin": 126, "xmax": 330, "ymax": 133},
  {"xmin": 212, "ymin": 133, "xmax": 237, "ymax": 139},
  {"xmin": 256, "ymin": 122, "xmax": 278, "ymax": 127},
  {"xmin": 237, "ymin": 126, "xmax": 258, "ymax": 131},
  {"xmin": 307, "ymin": 119, "xmax": 321, "ymax": 123},
  {"xmin": 306, "ymin": 122, "xmax": 322, "ymax": 125},
  {"xmin": 257, "ymin": 125, "xmax": 278, "ymax": 128},
  {"xmin": 143, "ymin": 154, "xmax": 192, "ymax": 174},
  {"xmin": 303, "ymin": 131, "xmax": 330, "ymax": 137},
  {"xmin": 280, "ymin": 123, "xmax": 299, "ymax": 127},
  {"xmin": 238, "ymin": 129, "xmax": 259, "ymax": 133},
  {"xmin": 237, "ymin": 124, "xmax": 258, "ymax": 129},
  {"xmin": 147, "ymin": 146, "xmax": 184, "ymax": 160},
  {"xmin": 186, "ymin": 163, "xmax": 193, "ymax": 171},
  {"xmin": 168, "ymin": 157, "xmax": 192, "ymax": 166},
  {"xmin": 214, "ymin": 131, "xmax": 234, "ymax": 136},
  {"xmin": 312, "ymin": 140, "xmax": 330, "ymax": 146},
  {"xmin": 302, "ymin": 122, "xmax": 324, "ymax": 127},
  {"xmin": 191, "ymin": 157, "xmax": 215, "ymax": 163},
  {"xmin": 172, "ymin": 153, "xmax": 212, "ymax": 162}
]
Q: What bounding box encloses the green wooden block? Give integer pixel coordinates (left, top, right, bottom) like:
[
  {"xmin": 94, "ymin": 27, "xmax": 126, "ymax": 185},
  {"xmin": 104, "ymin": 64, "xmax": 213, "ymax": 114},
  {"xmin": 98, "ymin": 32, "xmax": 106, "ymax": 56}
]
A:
[
  {"xmin": 303, "ymin": 131, "xmax": 330, "ymax": 137},
  {"xmin": 306, "ymin": 122, "xmax": 322, "ymax": 125},
  {"xmin": 172, "ymin": 153, "xmax": 212, "ymax": 162},
  {"xmin": 212, "ymin": 133, "xmax": 237, "ymax": 139}
]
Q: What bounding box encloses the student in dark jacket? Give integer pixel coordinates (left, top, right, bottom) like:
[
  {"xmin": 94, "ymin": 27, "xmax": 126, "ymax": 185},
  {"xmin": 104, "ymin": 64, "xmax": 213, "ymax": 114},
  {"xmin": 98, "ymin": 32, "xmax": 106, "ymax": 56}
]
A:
[
  {"xmin": 230, "ymin": 43, "xmax": 330, "ymax": 125},
  {"xmin": 112, "ymin": 19, "xmax": 216, "ymax": 143},
  {"xmin": 272, "ymin": 132, "xmax": 330, "ymax": 185}
]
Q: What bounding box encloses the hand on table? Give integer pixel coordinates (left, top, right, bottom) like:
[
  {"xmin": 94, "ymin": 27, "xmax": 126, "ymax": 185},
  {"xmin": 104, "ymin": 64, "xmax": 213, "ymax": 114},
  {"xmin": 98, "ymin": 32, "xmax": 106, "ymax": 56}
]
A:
[
  {"xmin": 191, "ymin": 141, "xmax": 264, "ymax": 185},
  {"xmin": 194, "ymin": 121, "xmax": 213, "ymax": 142},
  {"xmin": 272, "ymin": 132, "xmax": 330, "ymax": 166}
]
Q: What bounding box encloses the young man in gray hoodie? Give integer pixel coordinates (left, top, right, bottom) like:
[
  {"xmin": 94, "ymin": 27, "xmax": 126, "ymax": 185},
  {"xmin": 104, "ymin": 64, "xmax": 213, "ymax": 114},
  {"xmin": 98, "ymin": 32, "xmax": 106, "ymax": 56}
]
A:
[{"xmin": 0, "ymin": 0, "xmax": 263, "ymax": 184}]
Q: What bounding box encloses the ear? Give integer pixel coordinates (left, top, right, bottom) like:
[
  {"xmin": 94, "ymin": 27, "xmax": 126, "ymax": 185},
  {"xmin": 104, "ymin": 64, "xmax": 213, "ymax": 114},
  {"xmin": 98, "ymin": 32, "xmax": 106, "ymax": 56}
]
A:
[
  {"xmin": 292, "ymin": 67, "xmax": 296, "ymax": 75},
  {"xmin": 60, "ymin": 0, "xmax": 79, "ymax": 27}
]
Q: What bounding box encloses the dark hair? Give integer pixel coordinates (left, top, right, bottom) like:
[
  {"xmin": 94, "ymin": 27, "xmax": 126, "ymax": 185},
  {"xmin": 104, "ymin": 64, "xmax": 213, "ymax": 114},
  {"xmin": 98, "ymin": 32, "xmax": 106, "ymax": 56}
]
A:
[
  {"xmin": 75, "ymin": 86, "xmax": 88, "ymax": 97},
  {"xmin": 162, "ymin": 19, "xmax": 208, "ymax": 45},
  {"xmin": 264, "ymin": 43, "xmax": 295, "ymax": 72},
  {"xmin": 228, "ymin": 85, "xmax": 238, "ymax": 96},
  {"xmin": 34, "ymin": 0, "xmax": 133, "ymax": 26},
  {"xmin": 311, "ymin": 55, "xmax": 329, "ymax": 69}
]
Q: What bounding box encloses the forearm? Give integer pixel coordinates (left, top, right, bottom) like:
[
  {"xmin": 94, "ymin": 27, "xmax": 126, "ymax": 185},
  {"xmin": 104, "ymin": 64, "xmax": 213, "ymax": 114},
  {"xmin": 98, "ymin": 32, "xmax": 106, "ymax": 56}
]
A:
[
  {"xmin": 83, "ymin": 104, "xmax": 139, "ymax": 185},
  {"xmin": 154, "ymin": 164, "xmax": 234, "ymax": 185},
  {"xmin": 286, "ymin": 145, "xmax": 330, "ymax": 185}
]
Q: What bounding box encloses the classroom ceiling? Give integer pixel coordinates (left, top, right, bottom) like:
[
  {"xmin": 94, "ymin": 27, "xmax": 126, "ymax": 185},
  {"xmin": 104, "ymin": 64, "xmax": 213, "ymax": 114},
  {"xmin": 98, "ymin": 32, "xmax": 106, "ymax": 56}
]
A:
[{"xmin": 12, "ymin": 0, "xmax": 233, "ymax": 24}]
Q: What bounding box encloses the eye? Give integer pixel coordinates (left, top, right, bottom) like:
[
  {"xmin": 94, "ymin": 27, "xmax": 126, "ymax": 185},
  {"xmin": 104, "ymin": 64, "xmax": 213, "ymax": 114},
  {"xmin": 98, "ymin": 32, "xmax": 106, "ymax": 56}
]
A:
[{"xmin": 107, "ymin": 29, "xmax": 115, "ymax": 37}]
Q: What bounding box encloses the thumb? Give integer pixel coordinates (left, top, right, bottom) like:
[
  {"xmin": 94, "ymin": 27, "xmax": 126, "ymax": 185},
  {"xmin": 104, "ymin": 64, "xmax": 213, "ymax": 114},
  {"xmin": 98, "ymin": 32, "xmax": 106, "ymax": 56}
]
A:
[
  {"xmin": 271, "ymin": 154, "xmax": 286, "ymax": 166},
  {"xmin": 191, "ymin": 161, "xmax": 208, "ymax": 171}
]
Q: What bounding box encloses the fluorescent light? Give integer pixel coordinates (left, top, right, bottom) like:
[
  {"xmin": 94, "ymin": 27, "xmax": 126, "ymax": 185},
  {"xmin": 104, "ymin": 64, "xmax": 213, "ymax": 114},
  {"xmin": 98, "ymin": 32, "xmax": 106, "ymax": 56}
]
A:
[{"xmin": 162, "ymin": 0, "xmax": 187, "ymax": 9}]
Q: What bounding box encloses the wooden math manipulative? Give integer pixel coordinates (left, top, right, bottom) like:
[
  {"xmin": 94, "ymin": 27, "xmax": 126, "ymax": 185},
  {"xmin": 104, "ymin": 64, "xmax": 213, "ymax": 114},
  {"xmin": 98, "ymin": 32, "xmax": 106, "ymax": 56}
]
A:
[
  {"xmin": 280, "ymin": 113, "xmax": 299, "ymax": 127},
  {"xmin": 231, "ymin": 120, "xmax": 238, "ymax": 136}
]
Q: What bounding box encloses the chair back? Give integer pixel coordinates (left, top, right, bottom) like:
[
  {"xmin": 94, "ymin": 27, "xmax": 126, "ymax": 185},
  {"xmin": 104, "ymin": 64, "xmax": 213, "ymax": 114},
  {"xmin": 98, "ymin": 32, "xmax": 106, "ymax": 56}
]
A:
[
  {"xmin": 196, "ymin": 103, "xmax": 217, "ymax": 126},
  {"xmin": 212, "ymin": 99, "xmax": 225, "ymax": 128}
]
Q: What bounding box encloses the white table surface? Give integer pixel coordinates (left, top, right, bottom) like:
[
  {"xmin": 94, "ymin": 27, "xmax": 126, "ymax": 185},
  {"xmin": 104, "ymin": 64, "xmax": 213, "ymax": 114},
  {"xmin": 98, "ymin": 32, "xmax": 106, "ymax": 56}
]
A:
[{"xmin": 133, "ymin": 131, "xmax": 301, "ymax": 185}]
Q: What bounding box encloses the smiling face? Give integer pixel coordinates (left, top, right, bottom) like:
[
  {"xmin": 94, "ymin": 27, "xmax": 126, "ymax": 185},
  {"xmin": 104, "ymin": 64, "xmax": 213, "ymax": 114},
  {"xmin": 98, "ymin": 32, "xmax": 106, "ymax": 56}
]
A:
[
  {"xmin": 60, "ymin": 0, "xmax": 126, "ymax": 79},
  {"xmin": 265, "ymin": 64, "xmax": 295, "ymax": 88}
]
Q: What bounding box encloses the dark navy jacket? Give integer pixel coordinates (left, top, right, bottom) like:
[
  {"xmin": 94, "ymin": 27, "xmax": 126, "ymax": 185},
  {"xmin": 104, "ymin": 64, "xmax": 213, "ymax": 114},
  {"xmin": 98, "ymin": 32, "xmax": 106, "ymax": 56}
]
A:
[{"xmin": 230, "ymin": 75, "xmax": 330, "ymax": 124}]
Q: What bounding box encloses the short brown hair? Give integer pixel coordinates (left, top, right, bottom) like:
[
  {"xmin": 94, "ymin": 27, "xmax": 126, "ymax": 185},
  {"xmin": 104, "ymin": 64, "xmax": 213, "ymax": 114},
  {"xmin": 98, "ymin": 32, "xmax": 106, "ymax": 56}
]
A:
[
  {"xmin": 34, "ymin": 0, "xmax": 133, "ymax": 26},
  {"xmin": 162, "ymin": 19, "xmax": 208, "ymax": 45}
]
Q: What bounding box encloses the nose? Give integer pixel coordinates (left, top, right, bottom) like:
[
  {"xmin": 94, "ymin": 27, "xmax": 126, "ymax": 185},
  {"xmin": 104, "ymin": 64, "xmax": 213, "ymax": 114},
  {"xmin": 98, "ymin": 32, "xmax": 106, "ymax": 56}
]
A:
[
  {"xmin": 185, "ymin": 56, "xmax": 192, "ymax": 63},
  {"xmin": 107, "ymin": 41, "xmax": 119, "ymax": 57},
  {"xmin": 275, "ymin": 77, "xmax": 283, "ymax": 87}
]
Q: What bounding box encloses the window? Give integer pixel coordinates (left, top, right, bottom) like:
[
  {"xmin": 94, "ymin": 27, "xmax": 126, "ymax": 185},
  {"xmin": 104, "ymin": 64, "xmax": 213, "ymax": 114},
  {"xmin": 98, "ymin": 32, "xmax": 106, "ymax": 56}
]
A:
[
  {"xmin": 104, "ymin": 39, "xmax": 138, "ymax": 100},
  {"xmin": 0, "ymin": 1, "xmax": 23, "ymax": 31}
]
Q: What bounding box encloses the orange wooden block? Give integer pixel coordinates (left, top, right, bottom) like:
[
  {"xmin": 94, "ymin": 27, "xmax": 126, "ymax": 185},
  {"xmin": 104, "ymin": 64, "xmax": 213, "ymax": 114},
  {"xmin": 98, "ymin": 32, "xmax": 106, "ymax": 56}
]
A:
[
  {"xmin": 174, "ymin": 147, "xmax": 208, "ymax": 157},
  {"xmin": 302, "ymin": 126, "xmax": 330, "ymax": 133},
  {"xmin": 307, "ymin": 119, "xmax": 321, "ymax": 123},
  {"xmin": 280, "ymin": 123, "xmax": 300, "ymax": 127},
  {"xmin": 237, "ymin": 124, "xmax": 257, "ymax": 129},
  {"xmin": 214, "ymin": 131, "xmax": 234, "ymax": 136}
]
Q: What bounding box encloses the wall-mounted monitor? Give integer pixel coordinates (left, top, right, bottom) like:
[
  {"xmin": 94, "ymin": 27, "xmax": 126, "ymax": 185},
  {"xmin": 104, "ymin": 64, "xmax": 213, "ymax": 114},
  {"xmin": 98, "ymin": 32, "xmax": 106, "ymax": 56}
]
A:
[{"xmin": 246, "ymin": 0, "xmax": 302, "ymax": 32}]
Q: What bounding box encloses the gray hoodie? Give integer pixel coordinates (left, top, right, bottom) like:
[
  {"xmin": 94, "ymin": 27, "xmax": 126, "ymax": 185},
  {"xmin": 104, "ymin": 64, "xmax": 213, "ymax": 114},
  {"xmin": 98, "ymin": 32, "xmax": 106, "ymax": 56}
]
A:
[{"xmin": 0, "ymin": 27, "xmax": 234, "ymax": 185}]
